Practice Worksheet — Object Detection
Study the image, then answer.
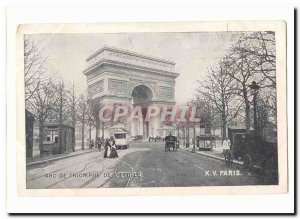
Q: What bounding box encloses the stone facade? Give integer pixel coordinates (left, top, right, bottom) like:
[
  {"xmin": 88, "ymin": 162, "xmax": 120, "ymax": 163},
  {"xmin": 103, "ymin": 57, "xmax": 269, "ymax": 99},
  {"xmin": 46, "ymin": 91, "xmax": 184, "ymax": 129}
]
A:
[{"xmin": 83, "ymin": 46, "xmax": 179, "ymax": 138}]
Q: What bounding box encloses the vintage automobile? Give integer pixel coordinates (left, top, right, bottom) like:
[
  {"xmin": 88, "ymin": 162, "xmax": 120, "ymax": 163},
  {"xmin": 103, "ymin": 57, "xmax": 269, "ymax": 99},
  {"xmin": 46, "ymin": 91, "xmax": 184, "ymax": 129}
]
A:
[
  {"xmin": 114, "ymin": 131, "xmax": 129, "ymax": 150},
  {"xmin": 230, "ymin": 132, "xmax": 278, "ymax": 177},
  {"xmin": 165, "ymin": 134, "xmax": 177, "ymax": 151}
]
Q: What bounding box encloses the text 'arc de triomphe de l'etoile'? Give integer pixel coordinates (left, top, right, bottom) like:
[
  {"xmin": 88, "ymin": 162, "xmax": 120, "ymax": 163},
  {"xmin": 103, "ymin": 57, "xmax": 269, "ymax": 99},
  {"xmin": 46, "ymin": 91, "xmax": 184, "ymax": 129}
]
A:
[{"xmin": 83, "ymin": 46, "xmax": 179, "ymax": 139}]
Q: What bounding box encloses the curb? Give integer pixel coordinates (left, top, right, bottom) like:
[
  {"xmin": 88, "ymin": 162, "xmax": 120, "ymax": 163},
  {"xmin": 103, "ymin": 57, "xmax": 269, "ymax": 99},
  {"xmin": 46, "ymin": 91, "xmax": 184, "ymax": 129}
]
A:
[
  {"xmin": 26, "ymin": 149, "xmax": 97, "ymax": 168},
  {"xmin": 180, "ymin": 148, "xmax": 262, "ymax": 170}
]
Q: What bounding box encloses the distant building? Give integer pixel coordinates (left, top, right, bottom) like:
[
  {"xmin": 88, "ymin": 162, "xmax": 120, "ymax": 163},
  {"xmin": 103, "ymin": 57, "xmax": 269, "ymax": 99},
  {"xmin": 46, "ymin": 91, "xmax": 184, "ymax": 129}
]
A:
[{"xmin": 42, "ymin": 122, "xmax": 75, "ymax": 155}]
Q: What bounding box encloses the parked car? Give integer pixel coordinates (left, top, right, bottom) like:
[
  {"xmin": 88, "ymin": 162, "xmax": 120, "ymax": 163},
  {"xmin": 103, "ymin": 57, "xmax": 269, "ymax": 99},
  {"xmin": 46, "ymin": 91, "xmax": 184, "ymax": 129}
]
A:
[{"xmin": 230, "ymin": 133, "xmax": 278, "ymax": 175}]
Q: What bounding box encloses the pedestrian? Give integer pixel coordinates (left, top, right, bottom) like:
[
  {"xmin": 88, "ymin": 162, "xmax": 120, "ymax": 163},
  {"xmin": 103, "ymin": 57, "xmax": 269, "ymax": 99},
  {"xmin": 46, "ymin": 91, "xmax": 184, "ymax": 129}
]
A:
[
  {"xmin": 97, "ymin": 137, "xmax": 102, "ymax": 151},
  {"xmin": 103, "ymin": 138, "xmax": 111, "ymax": 158},
  {"xmin": 176, "ymin": 139, "xmax": 180, "ymax": 149},
  {"xmin": 110, "ymin": 136, "xmax": 116, "ymax": 147},
  {"xmin": 222, "ymin": 137, "xmax": 231, "ymax": 155},
  {"xmin": 109, "ymin": 138, "xmax": 119, "ymax": 159},
  {"xmin": 228, "ymin": 138, "xmax": 231, "ymax": 149}
]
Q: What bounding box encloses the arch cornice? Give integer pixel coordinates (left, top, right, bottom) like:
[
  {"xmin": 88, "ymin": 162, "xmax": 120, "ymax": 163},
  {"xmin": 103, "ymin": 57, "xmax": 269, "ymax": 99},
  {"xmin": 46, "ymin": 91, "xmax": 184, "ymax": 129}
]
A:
[{"xmin": 83, "ymin": 59, "xmax": 179, "ymax": 79}]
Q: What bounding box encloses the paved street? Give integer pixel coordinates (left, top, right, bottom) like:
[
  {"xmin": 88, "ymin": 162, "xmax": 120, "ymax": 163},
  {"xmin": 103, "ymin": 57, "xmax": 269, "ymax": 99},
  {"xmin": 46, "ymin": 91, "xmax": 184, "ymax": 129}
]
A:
[{"xmin": 26, "ymin": 142, "xmax": 275, "ymax": 189}]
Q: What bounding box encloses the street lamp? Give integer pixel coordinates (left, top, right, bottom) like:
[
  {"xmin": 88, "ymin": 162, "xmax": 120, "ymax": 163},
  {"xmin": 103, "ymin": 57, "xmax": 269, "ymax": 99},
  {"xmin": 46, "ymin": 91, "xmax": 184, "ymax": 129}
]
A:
[{"xmin": 249, "ymin": 81, "xmax": 260, "ymax": 135}]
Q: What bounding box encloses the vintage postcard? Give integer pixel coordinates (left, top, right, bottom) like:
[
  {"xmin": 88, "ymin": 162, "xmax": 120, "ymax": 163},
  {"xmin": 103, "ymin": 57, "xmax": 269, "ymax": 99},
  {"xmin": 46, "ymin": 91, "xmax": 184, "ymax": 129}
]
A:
[{"xmin": 14, "ymin": 21, "xmax": 287, "ymax": 196}]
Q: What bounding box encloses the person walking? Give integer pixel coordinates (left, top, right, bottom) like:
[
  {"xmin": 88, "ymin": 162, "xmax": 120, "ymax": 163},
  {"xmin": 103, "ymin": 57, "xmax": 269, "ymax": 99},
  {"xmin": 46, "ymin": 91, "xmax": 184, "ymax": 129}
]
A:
[
  {"xmin": 96, "ymin": 137, "xmax": 102, "ymax": 151},
  {"xmin": 109, "ymin": 138, "xmax": 119, "ymax": 159},
  {"xmin": 222, "ymin": 137, "xmax": 232, "ymax": 164},
  {"xmin": 222, "ymin": 138, "xmax": 230, "ymax": 153},
  {"xmin": 103, "ymin": 138, "xmax": 111, "ymax": 158},
  {"xmin": 89, "ymin": 139, "xmax": 94, "ymax": 149}
]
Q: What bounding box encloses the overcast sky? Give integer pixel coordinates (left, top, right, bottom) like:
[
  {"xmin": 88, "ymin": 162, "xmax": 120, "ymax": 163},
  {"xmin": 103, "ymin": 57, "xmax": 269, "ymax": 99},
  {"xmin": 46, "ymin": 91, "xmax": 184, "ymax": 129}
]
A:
[{"xmin": 29, "ymin": 32, "xmax": 241, "ymax": 103}]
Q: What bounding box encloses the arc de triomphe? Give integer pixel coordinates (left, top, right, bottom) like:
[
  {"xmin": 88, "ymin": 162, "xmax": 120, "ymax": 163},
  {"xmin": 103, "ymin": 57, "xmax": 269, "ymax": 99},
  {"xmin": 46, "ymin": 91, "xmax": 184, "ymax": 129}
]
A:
[{"xmin": 83, "ymin": 46, "xmax": 179, "ymax": 138}]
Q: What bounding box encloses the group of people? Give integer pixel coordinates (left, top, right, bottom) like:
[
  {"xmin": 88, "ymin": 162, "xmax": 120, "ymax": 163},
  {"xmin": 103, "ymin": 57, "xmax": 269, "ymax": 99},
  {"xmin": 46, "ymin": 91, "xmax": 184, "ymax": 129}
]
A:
[
  {"xmin": 148, "ymin": 136, "xmax": 165, "ymax": 142},
  {"xmin": 89, "ymin": 137, "xmax": 119, "ymax": 159},
  {"xmin": 89, "ymin": 138, "xmax": 103, "ymax": 151},
  {"xmin": 103, "ymin": 137, "xmax": 119, "ymax": 159}
]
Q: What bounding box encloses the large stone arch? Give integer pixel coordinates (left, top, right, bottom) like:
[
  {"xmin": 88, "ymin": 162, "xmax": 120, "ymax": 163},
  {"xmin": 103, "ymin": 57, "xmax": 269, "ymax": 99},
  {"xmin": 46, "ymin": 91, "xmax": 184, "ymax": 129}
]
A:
[
  {"xmin": 84, "ymin": 46, "xmax": 179, "ymax": 139},
  {"xmin": 129, "ymin": 82, "xmax": 156, "ymax": 101}
]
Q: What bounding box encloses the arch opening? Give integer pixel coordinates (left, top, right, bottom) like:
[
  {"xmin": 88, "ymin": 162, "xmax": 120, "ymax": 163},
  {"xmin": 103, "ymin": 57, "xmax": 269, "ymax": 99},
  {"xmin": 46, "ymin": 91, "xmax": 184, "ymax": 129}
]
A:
[
  {"xmin": 130, "ymin": 85, "xmax": 154, "ymax": 138},
  {"xmin": 131, "ymin": 85, "xmax": 153, "ymax": 105}
]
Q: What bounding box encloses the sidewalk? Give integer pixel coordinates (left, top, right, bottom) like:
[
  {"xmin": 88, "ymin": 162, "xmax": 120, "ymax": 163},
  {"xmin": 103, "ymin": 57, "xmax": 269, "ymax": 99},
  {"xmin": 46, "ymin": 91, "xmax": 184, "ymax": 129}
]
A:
[
  {"xmin": 26, "ymin": 148, "xmax": 97, "ymax": 168},
  {"xmin": 181, "ymin": 145, "xmax": 263, "ymax": 170},
  {"xmin": 180, "ymin": 144, "xmax": 245, "ymax": 166}
]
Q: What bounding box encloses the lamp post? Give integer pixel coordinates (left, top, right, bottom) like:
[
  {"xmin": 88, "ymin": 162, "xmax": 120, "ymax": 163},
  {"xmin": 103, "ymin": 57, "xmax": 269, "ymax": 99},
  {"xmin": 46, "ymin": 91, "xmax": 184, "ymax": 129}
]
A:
[{"xmin": 249, "ymin": 81, "xmax": 260, "ymax": 136}]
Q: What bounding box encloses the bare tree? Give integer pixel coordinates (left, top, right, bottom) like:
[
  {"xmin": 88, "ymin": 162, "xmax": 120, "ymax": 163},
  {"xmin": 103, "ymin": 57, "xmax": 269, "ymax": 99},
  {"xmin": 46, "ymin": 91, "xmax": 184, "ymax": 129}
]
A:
[
  {"xmin": 64, "ymin": 81, "xmax": 79, "ymax": 151},
  {"xmin": 225, "ymin": 32, "xmax": 276, "ymax": 132},
  {"xmin": 86, "ymin": 91, "xmax": 105, "ymax": 142},
  {"xmin": 197, "ymin": 60, "xmax": 242, "ymax": 140},
  {"xmin": 70, "ymin": 82, "xmax": 78, "ymax": 151},
  {"xmin": 195, "ymin": 31, "xmax": 276, "ymax": 137},
  {"xmin": 193, "ymin": 95, "xmax": 220, "ymax": 134},
  {"xmin": 86, "ymin": 97, "xmax": 99, "ymax": 147},
  {"xmin": 52, "ymin": 79, "xmax": 70, "ymax": 153},
  {"xmin": 24, "ymin": 36, "xmax": 48, "ymax": 104},
  {"xmin": 238, "ymin": 32, "xmax": 276, "ymax": 88},
  {"xmin": 225, "ymin": 37, "xmax": 260, "ymax": 133},
  {"xmin": 77, "ymin": 92, "xmax": 88, "ymax": 150},
  {"xmin": 257, "ymin": 88, "xmax": 277, "ymax": 125},
  {"xmin": 242, "ymin": 32, "xmax": 277, "ymax": 124},
  {"xmin": 26, "ymin": 79, "xmax": 56, "ymax": 156}
]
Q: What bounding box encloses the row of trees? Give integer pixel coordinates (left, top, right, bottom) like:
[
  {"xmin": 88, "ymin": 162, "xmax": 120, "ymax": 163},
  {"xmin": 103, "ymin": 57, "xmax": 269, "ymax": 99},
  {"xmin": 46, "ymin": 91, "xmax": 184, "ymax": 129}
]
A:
[
  {"xmin": 24, "ymin": 36, "xmax": 101, "ymax": 155},
  {"xmin": 157, "ymin": 32, "xmax": 276, "ymax": 146},
  {"xmin": 25, "ymin": 31, "xmax": 277, "ymax": 153},
  {"xmin": 196, "ymin": 31, "xmax": 277, "ymax": 140}
]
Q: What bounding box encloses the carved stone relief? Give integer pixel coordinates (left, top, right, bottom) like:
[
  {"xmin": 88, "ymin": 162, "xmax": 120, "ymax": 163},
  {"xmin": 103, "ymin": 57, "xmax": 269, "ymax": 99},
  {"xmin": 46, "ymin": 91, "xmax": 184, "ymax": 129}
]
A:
[
  {"xmin": 108, "ymin": 78, "xmax": 127, "ymax": 95},
  {"xmin": 159, "ymin": 86, "xmax": 174, "ymax": 99},
  {"xmin": 88, "ymin": 80, "xmax": 104, "ymax": 95}
]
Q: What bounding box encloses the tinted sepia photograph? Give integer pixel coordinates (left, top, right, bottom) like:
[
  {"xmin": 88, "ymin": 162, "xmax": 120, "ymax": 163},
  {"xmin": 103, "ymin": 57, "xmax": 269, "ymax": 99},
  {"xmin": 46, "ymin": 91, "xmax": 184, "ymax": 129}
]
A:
[{"xmin": 21, "ymin": 25, "xmax": 285, "ymax": 192}]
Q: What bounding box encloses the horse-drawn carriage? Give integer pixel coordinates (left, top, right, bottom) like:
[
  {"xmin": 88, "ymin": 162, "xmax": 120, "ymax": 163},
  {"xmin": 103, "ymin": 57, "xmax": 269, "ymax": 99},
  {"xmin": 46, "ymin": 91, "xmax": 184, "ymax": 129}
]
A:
[{"xmin": 165, "ymin": 134, "xmax": 178, "ymax": 151}]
